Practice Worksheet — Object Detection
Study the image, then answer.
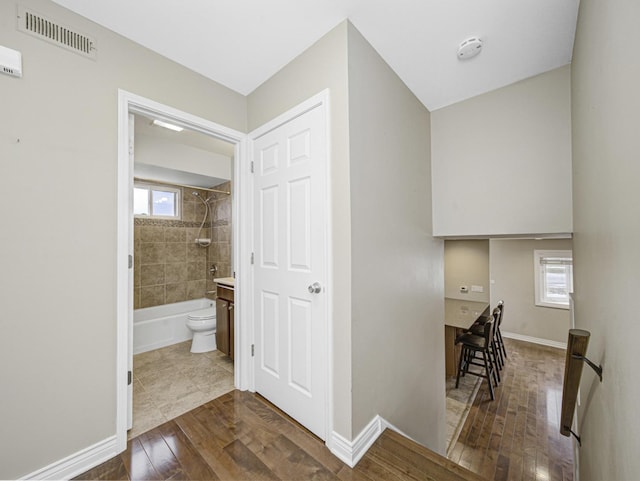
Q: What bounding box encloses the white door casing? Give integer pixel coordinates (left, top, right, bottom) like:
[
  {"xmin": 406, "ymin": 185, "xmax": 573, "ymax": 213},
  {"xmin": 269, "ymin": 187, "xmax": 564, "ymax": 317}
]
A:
[
  {"xmin": 251, "ymin": 93, "xmax": 330, "ymax": 440},
  {"xmin": 116, "ymin": 90, "xmax": 247, "ymax": 453},
  {"xmin": 127, "ymin": 113, "xmax": 134, "ymax": 431}
]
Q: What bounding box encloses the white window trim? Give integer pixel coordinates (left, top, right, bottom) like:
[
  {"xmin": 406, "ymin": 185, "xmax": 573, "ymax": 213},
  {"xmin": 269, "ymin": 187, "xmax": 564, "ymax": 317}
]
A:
[
  {"xmin": 534, "ymin": 249, "xmax": 573, "ymax": 310},
  {"xmin": 134, "ymin": 182, "xmax": 182, "ymax": 220}
]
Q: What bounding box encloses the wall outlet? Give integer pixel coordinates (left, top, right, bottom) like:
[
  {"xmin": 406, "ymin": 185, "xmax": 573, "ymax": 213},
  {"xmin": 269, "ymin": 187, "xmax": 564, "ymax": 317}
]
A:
[
  {"xmin": 471, "ymin": 285, "xmax": 484, "ymax": 293},
  {"xmin": 460, "ymin": 286, "xmax": 469, "ymax": 293}
]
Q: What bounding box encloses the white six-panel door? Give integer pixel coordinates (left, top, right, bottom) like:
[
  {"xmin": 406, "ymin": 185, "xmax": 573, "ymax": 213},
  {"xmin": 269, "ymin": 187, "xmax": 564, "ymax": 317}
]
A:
[{"xmin": 252, "ymin": 99, "xmax": 328, "ymax": 440}]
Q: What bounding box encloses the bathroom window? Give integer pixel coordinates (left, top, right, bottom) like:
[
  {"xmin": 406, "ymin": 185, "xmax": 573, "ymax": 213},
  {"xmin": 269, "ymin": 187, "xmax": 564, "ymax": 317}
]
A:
[
  {"xmin": 534, "ymin": 250, "xmax": 573, "ymax": 309},
  {"xmin": 134, "ymin": 183, "xmax": 181, "ymax": 219}
]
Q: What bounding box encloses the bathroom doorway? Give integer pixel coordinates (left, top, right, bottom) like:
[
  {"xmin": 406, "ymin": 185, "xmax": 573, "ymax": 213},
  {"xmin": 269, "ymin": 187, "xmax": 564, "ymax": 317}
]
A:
[
  {"xmin": 116, "ymin": 91, "xmax": 248, "ymax": 450},
  {"xmin": 128, "ymin": 112, "xmax": 236, "ymax": 438}
]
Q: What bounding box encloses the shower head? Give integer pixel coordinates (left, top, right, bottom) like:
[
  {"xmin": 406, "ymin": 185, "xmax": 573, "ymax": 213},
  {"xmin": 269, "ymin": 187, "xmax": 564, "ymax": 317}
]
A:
[{"xmin": 192, "ymin": 191, "xmax": 200, "ymax": 197}]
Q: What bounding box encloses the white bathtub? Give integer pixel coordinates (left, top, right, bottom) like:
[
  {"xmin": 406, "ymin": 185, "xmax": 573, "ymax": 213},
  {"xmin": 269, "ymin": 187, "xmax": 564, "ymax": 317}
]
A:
[{"xmin": 134, "ymin": 298, "xmax": 215, "ymax": 354}]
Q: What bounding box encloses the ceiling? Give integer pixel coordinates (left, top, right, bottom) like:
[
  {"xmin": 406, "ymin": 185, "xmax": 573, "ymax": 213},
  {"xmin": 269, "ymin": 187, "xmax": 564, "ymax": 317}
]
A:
[{"xmin": 51, "ymin": 0, "xmax": 580, "ymax": 111}]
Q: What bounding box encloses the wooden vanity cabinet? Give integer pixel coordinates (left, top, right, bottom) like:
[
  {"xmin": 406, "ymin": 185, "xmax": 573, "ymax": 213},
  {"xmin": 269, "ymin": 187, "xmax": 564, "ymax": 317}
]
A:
[{"xmin": 216, "ymin": 285, "xmax": 234, "ymax": 359}]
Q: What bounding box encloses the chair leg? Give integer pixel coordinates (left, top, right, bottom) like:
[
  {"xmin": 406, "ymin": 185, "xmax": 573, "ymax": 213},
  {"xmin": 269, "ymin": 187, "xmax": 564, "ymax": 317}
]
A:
[
  {"xmin": 492, "ymin": 339, "xmax": 502, "ymax": 370},
  {"xmin": 455, "ymin": 346, "xmax": 466, "ymax": 388},
  {"xmin": 497, "ymin": 328, "xmax": 507, "ymax": 359},
  {"xmin": 491, "ymin": 341, "xmax": 501, "ymax": 383},
  {"xmin": 495, "ymin": 337, "xmax": 504, "ymax": 368},
  {"xmin": 482, "ymin": 351, "xmax": 495, "ymax": 400}
]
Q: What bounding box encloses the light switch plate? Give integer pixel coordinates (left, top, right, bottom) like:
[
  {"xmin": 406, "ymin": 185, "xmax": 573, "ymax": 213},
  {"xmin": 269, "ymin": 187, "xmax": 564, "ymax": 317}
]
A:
[{"xmin": 471, "ymin": 285, "xmax": 484, "ymax": 293}]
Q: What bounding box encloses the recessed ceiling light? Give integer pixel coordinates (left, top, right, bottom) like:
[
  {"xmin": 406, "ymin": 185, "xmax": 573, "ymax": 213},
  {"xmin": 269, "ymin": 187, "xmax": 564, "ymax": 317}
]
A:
[
  {"xmin": 457, "ymin": 37, "xmax": 483, "ymax": 60},
  {"xmin": 152, "ymin": 119, "xmax": 184, "ymax": 132}
]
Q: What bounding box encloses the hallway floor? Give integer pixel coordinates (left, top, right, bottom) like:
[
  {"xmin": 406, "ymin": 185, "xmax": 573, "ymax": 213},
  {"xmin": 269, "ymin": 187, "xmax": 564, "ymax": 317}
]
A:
[
  {"xmin": 130, "ymin": 341, "xmax": 234, "ymax": 439},
  {"xmin": 449, "ymin": 338, "xmax": 574, "ymax": 481},
  {"xmin": 76, "ymin": 390, "xmax": 486, "ymax": 481}
]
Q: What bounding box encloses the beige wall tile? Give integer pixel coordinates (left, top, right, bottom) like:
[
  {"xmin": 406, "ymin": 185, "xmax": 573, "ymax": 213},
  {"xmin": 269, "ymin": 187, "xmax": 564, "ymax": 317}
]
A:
[
  {"xmin": 165, "ymin": 263, "xmax": 188, "ymax": 283},
  {"xmin": 140, "ymin": 243, "xmax": 166, "ymax": 265},
  {"xmin": 140, "ymin": 264, "xmax": 164, "ymax": 287},
  {"xmin": 134, "ymin": 288, "xmax": 141, "ymax": 309},
  {"xmin": 186, "ymin": 280, "xmax": 206, "ymax": 300},
  {"xmin": 187, "ymin": 242, "xmax": 207, "ymax": 261},
  {"xmin": 164, "ymin": 227, "xmax": 186, "ymax": 242},
  {"xmin": 165, "ymin": 283, "xmax": 186, "ymax": 304},
  {"xmin": 140, "ymin": 225, "xmax": 164, "ymax": 242},
  {"xmin": 140, "ymin": 285, "xmax": 164, "ymax": 308},
  {"xmin": 182, "ymin": 202, "xmax": 196, "ymax": 223},
  {"xmin": 165, "ymin": 243, "xmax": 187, "ymax": 263},
  {"xmin": 187, "ymin": 261, "xmax": 206, "ymax": 281}
]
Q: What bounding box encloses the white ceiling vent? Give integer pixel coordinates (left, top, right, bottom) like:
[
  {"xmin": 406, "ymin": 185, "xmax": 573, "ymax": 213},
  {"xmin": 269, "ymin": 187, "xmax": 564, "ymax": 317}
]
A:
[{"xmin": 17, "ymin": 6, "xmax": 96, "ymax": 60}]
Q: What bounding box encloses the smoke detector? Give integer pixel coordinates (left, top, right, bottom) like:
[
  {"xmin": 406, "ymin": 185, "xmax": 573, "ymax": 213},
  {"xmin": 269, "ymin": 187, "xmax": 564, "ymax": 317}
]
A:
[{"xmin": 457, "ymin": 37, "xmax": 483, "ymax": 60}]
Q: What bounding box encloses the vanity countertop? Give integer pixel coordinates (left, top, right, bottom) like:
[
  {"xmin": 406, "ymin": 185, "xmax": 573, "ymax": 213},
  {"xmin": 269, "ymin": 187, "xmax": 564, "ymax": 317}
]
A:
[{"xmin": 213, "ymin": 277, "xmax": 235, "ymax": 288}]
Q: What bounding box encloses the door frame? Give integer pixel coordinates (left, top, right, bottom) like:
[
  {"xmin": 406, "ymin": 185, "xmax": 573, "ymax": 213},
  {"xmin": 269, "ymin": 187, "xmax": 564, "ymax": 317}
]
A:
[
  {"xmin": 115, "ymin": 90, "xmax": 252, "ymax": 452},
  {"xmin": 247, "ymin": 89, "xmax": 334, "ymax": 446}
]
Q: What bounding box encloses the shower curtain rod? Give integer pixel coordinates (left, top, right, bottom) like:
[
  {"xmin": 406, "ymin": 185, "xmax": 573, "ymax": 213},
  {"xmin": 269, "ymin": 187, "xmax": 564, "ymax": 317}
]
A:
[{"xmin": 134, "ymin": 177, "xmax": 231, "ymax": 195}]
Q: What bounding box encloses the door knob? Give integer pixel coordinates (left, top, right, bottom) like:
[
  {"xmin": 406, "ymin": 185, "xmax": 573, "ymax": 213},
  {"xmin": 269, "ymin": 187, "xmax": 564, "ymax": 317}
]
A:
[{"xmin": 308, "ymin": 282, "xmax": 322, "ymax": 294}]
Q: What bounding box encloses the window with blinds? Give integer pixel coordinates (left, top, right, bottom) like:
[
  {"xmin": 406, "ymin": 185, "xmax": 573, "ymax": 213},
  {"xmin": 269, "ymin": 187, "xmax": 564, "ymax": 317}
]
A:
[{"xmin": 534, "ymin": 250, "xmax": 573, "ymax": 309}]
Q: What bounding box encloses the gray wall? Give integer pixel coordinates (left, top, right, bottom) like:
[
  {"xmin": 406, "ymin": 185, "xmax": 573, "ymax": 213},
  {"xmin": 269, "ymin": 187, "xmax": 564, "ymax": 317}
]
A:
[
  {"xmin": 444, "ymin": 240, "xmax": 490, "ymax": 302},
  {"xmin": 247, "ymin": 21, "xmax": 354, "ymax": 439},
  {"xmin": 431, "ymin": 66, "xmax": 573, "ymax": 237},
  {"xmin": 489, "ymin": 239, "xmax": 572, "ymax": 344},
  {"xmin": 0, "ymin": 0, "xmax": 246, "ymax": 478},
  {"xmin": 347, "ymin": 24, "xmax": 445, "ymax": 451},
  {"xmin": 571, "ymin": 0, "xmax": 640, "ymax": 478}
]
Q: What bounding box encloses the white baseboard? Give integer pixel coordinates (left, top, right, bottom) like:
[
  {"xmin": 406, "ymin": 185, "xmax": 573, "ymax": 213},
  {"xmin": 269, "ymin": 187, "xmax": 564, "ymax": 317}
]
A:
[
  {"xmin": 20, "ymin": 435, "xmax": 118, "ymax": 480},
  {"xmin": 330, "ymin": 416, "xmax": 382, "ymax": 468},
  {"xmin": 502, "ymin": 331, "xmax": 567, "ymax": 350},
  {"xmin": 329, "ymin": 415, "xmax": 419, "ymax": 468}
]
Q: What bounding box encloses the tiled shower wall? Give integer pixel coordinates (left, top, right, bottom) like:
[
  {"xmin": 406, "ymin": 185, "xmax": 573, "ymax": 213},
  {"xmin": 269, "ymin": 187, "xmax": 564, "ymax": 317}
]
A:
[
  {"xmin": 206, "ymin": 181, "xmax": 232, "ymax": 298},
  {"xmin": 134, "ymin": 181, "xmax": 232, "ymax": 309}
]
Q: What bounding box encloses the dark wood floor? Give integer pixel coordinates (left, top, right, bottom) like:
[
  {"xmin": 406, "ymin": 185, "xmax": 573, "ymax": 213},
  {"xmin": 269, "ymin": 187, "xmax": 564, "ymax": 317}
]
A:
[
  {"xmin": 76, "ymin": 390, "xmax": 483, "ymax": 481},
  {"xmin": 448, "ymin": 338, "xmax": 574, "ymax": 481},
  {"xmin": 77, "ymin": 338, "xmax": 572, "ymax": 481}
]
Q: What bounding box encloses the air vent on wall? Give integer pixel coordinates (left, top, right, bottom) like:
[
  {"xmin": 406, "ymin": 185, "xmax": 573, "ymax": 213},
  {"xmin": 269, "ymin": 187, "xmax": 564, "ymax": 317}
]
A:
[{"xmin": 17, "ymin": 6, "xmax": 96, "ymax": 60}]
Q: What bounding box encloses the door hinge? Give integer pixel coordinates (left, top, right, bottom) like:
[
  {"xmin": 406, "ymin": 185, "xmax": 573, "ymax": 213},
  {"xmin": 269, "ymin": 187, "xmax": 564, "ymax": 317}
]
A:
[
  {"xmin": 251, "ymin": 344, "xmax": 255, "ymax": 357},
  {"xmin": 250, "ymin": 161, "xmax": 254, "ymax": 173},
  {"xmin": 128, "ymin": 254, "xmax": 133, "ymax": 269},
  {"xmin": 251, "ymin": 252, "xmax": 254, "ymax": 265},
  {"xmin": 127, "ymin": 370, "xmax": 132, "ymax": 386}
]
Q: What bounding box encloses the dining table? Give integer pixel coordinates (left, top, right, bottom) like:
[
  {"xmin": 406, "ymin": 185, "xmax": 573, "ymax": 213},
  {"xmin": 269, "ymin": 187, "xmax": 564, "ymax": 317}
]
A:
[{"xmin": 444, "ymin": 297, "xmax": 490, "ymax": 377}]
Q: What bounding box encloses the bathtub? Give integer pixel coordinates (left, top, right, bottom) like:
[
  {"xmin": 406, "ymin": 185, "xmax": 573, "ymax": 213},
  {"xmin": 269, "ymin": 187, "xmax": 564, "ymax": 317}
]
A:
[{"xmin": 134, "ymin": 298, "xmax": 215, "ymax": 354}]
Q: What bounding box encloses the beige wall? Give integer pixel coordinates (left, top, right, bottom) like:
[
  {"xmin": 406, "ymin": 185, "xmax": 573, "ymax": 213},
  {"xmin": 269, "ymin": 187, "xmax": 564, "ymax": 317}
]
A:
[
  {"xmin": 247, "ymin": 21, "xmax": 354, "ymax": 439},
  {"xmin": 431, "ymin": 66, "xmax": 573, "ymax": 237},
  {"xmin": 0, "ymin": 0, "xmax": 246, "ymax": 477},
  {"xmin": 444, "ymin": 240, "xmax": 490, "ymax": 302},
  {"xmin": 571, "ymin": 0, "xmax": 640, "ymax": 478},
  {"xmin": 489, "ymin": 239, "xmax": 572, "ymax": 344},
  {"xmin": 347, "ymin": 24, "xmax": 445, "ymax": 451}
]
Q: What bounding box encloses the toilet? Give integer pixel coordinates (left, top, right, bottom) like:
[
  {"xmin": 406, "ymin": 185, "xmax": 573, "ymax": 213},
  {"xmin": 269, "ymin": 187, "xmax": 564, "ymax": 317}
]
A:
[{"xmin": 186, "ymin": 307, "xmax": 217, "ymax": 353}]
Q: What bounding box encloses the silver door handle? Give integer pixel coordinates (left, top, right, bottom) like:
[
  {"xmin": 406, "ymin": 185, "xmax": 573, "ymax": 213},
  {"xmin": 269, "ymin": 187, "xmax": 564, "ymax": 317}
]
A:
[{"xmin": 308, "ymin": 282, "xmax": 322, "ymax": 294}]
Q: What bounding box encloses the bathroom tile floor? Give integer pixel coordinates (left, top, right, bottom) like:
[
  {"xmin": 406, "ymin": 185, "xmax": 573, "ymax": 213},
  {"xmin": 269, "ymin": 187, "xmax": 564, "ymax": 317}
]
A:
[
  {"xmin": 130, "ymin": 340, "xmax": 234, "ymax": 439},
  {"xmin": 446, "ymin": 372, "xmax": 481, "ymax": 457}
]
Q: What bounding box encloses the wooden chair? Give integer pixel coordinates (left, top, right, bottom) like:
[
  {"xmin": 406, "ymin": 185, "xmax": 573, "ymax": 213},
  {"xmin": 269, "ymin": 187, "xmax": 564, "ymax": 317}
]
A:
[
  {"xmin": 455, "ymin": 317, "xmax": 498, "ymax": 400},
  {"xmin": 468, "ymin": 306, "xmax": 503, "ymax": 374}
]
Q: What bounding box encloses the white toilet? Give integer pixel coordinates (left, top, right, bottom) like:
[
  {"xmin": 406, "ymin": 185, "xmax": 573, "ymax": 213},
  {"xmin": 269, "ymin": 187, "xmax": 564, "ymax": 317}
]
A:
[{"xmin": 186, "ymin": 307, "xmax": 217, "ymax": 353}]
